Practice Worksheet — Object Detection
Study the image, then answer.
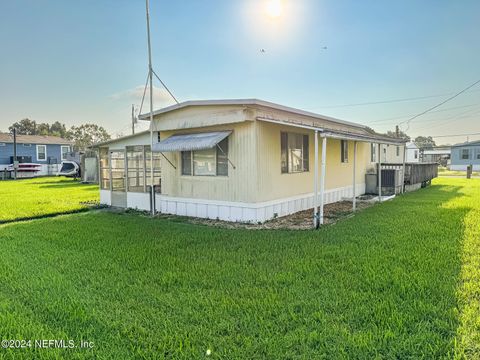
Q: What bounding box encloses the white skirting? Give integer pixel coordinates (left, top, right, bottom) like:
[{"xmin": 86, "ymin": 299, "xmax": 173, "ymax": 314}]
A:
[
  {"xmin": 157, "ymin": 183, "xmax": 365, "ymax": 223},
  {"xmin": 449, "ymin": 164, "xmax": 480, "ymax": 171},
  {"xmin": 99, "ymin": 183, "xmax": 366, "ymax": 223}
]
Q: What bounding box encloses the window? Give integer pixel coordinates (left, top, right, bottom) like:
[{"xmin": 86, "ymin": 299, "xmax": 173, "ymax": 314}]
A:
[
  {"xmin": 476, "ymin": 149, "xmax": 480, "ymax": 160},
  {"xmin": 36, "ymin": 145, "xmax": 47, "ymax": 161},
  {"xmin": 280, "ymin": 132, "xmax": 309, "ymax": 173},
  {"xmin": 383, "ymin": 147, "xmax": 387, "ymax": 162},
  {"xmin": 61, "ymin": 146, "xmax": 70, "ymax": 161},
  {"xmin": 99, "ymin": 148, "xmax": 110, "ymax": 190},
  {"xmin": 181, "ymin": 137, "xmax": 229, "ymax": 177},
  {"xmin": 371, "ymin": 143, "xmax": 377, "ymax": 162},
  {"xmin": 396, "ymin": 146, "xmax": 400, "ymax": 157},
  {"xmin": 341, "ymin": 140, "xmax": 348, "ymax": 163},
  {"xmin": 414, "ymin": 150, "xmax": 418, "ymax": 159},
  {"xmin": 461, "ymin": 149, "xmax": 469, "ymax": 160}
]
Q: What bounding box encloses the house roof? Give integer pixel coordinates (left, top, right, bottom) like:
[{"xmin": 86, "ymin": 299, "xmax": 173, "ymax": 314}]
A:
[
  {"xmin": 452, "ymin": 140, "xmax": 480, "ymax": 147},
  {"xmin": 138, "ymin": 98, "xmax": 405, "ymax": 145},
  {"xmin": 91, "ymin": 130, "xmax": 150, "ymax": 147},
  {"xmin": 0, "ymin": 133, "xmax": 72, "ymax": 145},
  {"xmin": 139, "ymin": 99, "xmax": 368, "ymax": 129}
]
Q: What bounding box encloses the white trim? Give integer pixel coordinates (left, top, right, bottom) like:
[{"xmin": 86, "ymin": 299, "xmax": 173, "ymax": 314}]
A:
[
  {"xmin": 36, "ymin": 144, "xmax": 47, "ymax": 161},
  {"xmin": 61, "ymin": 145, "xmax": 70, "ymax": 161}
]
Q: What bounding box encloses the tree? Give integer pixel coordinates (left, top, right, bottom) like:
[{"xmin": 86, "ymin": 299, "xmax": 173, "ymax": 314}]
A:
[
  {"xmin": 67, "ymin": 124, "xmax": 111, "ymax": 150},
  {"xmin": 50, "ymin": 121, "xmax": 68, "ymax": 138},
  {"xmin": 414, "ymin": 136, "xmax": 436, "ymax": 149},
  {"xmin": 386, "ymin": 129, "xmax": 410, "ymax": 141},
  {"xmin": 8, "ymin": 118, "xmax": 37, "ymax": 135}
]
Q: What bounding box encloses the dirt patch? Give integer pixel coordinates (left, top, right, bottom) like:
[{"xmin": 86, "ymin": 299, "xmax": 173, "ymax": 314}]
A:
[{"xmin": 155, "ymin": 200, "xmax": 375, "ymax": 230}]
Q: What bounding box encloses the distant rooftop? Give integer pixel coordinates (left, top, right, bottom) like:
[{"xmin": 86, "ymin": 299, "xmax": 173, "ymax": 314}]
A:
[{"xmin": 0, "ymin": 133, "xmax": 72, "ymax": 145}]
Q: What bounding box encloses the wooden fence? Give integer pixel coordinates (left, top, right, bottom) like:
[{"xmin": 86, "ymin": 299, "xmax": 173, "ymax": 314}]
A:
[{"xmin": 380, "ymin": 162, "xmax": 438, "ymax": 185}]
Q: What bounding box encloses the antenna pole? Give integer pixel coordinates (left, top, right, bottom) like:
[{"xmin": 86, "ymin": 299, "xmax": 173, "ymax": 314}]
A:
[
  {"xmin": 145, "ymin": 0, "xmax": 155, "ymax": 215},
  {"xmin": 131, "ymin": 104, "xmax": 135, "ymax": 135}
]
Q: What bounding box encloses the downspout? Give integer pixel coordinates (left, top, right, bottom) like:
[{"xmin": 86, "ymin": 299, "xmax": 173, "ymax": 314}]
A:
[
  {"xmin": 313, "ymin": 130, "xmax": 319, "ymax": 228},
  {"xmin": 319, "ymin": 135, "xmax": 327, "ymax": 225}
]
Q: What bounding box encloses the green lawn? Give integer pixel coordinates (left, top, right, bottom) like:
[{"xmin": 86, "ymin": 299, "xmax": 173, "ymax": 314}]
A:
[
  {"xmin": 0, "ymin": 178, "xmax": 479, "ymax": 359},
  {"xmin": 0, "ymin": 177, "xmax": 99, "ymax": 223}
]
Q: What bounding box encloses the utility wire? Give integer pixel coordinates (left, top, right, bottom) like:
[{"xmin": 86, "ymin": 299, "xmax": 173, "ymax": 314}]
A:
[
  {"xmin": 310, "ymin": 88, "xmax": 480, "ymax": 109},
  {"xmin": 429, "ymin": 132, "xmax": 480, "ymax": 138},
  {"xmin": 152, "ymin": 69, "xmax": 179, "ymax": 104},
  {"xmin": 368, "ymin": 102, "xmax": 480, "ymax": 124},
  {"xmin": 399, "ymin": 79, "xmax": 480, "ymax": 131}
]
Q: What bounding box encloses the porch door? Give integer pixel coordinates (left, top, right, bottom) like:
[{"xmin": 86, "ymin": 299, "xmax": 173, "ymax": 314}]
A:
[{"xmin": 110, "ymin": 150, "xmax": 127, "ymax": 207}]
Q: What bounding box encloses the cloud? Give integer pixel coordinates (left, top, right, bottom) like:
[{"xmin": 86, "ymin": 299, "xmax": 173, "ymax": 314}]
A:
[{"xmin": 109, "ymin": 84, "xmax": 176, "ymax": 111}]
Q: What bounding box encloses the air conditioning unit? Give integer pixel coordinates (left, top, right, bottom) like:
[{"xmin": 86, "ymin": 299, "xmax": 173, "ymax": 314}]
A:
[{"xmin": 365, "ymin": 169, "xmax": 404, "ymax": 195}]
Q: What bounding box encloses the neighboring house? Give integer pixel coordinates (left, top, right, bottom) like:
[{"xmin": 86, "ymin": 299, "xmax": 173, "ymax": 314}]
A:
[
  {"xmin": 94, "ymin": 99, "xmax": 406, "ymax": 224},
  {"xmin": 405, "ymin": 142, "xmax": 420, "ymax": 163},
  {"xmin": 0, "ymin": 133, "xmax": 73, "ymax": 176},
  {"xmin": 422, "ymin": 147, "xmax": 451, "ymax": 166},
  {"xmin": 450, "ymin": 140, "xmax": 480, "ymax": 171}
]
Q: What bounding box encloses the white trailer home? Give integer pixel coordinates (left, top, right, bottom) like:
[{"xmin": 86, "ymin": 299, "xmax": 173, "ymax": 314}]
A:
[{"xmin": 94, "ymin": 99, "xmax": 406, "ymax": 226}]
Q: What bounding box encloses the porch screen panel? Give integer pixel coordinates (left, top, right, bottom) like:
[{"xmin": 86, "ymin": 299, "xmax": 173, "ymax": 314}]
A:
[
  {"xmin": 99, "ymin": 148, "xmax": 110, "ymax": 190},
  {"xmin": 127, "ymin": 146, "xmax": 145, "ymax": 192},
  {"xmin": 145, "ymin": 146, "xmax": 162, "ymax": 193},
  {"xmin": 111, "ymin": 151, "xmax": 125, "ymax": 192}
]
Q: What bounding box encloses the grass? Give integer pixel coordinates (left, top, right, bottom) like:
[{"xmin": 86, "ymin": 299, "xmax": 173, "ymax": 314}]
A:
[
  {"xmin": 0, "ymin": 178, "xmax": 479, "ymax": 358},
  {"xmin": 0, "ymin": 177, "xmax": 99, "ymax": 223}
]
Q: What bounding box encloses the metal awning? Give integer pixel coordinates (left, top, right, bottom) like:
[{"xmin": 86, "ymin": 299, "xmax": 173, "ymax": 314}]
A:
[{"xmin": 152, "ymin": 131, "xmax": 232, "ymax": 152}]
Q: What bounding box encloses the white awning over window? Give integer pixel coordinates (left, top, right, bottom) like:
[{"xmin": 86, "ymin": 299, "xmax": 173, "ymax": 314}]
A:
[{"xmin": 152, "ymin": 131, "xmax": 231, "ymax": 152}]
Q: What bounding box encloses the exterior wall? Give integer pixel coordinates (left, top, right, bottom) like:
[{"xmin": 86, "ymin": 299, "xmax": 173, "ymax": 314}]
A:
[
  {"xmin": 159, "ymin": 121, "xmax": 258, "ymax": 203},
  {"xmin": 0, "ymin": 143, "xmax": 68, "ymax": 165},
  {"xmin": 384, "ymin": 144, "xmax": 404, "ymax": 163},
  {"xmin": 105, "ymin": 132, "xmax": 152, "ymax": 150},
  {"xmin": 405, "ymin": 144, "xmax": 420, "ymax": 163},
  {"xmin": 450, "ymin": 146, "xmax": 480, "ymax": 167},
  {"xmin": 254, "ymin": 120, "xmax": 371, "ymax": 203},
  {"xmin": 450, "ymin": 164, "xmax": 480, "ymax": 171},
  {"xmin": 153, "ymin": 105, "xmax": 252, "ymax": 132}
]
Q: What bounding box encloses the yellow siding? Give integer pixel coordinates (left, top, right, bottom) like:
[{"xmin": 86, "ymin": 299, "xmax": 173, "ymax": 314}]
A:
[
  {"xmin": 254, "ymin": 121, "xmax": 373, "ymax": 203},
  {"xmin": 159, "ymin": 122, "xmax": 258, "ymax": 202}
]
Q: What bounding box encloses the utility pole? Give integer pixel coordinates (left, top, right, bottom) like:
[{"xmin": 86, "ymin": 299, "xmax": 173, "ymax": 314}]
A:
[
  {"xmin": 145, "ymin": 0, "xmax": 155, "ymax": 216},
  {"xmin": 13, "ymin": 128, "xmax": 17, "ymax": 180},
  {"xmin": 131, "ymin": 104, "xmax": 136, "ymax": 135}
]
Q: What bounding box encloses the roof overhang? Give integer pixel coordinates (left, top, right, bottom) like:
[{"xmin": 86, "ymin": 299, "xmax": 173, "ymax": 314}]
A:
[
  {"xmin": 257, "ymin": 117, "xmax": 405, "ymax": 145},
  {"xmin": 152, "ymin": 131, "xmax": 231, "ymax": 152}
]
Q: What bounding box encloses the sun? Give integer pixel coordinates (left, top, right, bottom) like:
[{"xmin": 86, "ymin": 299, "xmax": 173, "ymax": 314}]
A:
[{"xmin": 265, "ymin": 0, "xmax": 283, "ymax": 18}]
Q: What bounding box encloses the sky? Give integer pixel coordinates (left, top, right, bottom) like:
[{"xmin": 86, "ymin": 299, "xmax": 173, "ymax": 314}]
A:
[{"xmin": 0, "ymin": 0, "xmax": 479, "ymax": 145}]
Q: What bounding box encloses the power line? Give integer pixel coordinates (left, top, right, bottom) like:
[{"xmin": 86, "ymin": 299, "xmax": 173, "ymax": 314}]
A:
[
  {"xmin": 368, "ymin": 102, "xmax": 480, "ymax": 124},
  {"xmin": 310, "ymin": 88, "xmax": 480, "ymax": 109},
  {"xmin": 399, "ymin": 79, "xmax": 480, "ymax": 131},
  {"xmin": 430, "ymin": 132, "xmax": 480, "ymax": 138}
]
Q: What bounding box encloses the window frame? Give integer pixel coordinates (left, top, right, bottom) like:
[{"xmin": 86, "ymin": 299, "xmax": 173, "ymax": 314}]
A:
[
  {"xmin": 61, "ymin": 145, "xmax": 70, "ymax": 161},
  {"xmin": 181, "ymin": 137, "xmax": 229, "ymax": 177},
  {"xmin": 396, "ymin": 146, "xmax": 400, "ymax": 157},
  {"xmin": 341, "ymin": 140, "xmax": 348, "ymax": 163},
  {"xmin": 280, "ymin": 132, "xmax": 309, "ymax": 174},
  {"xmin": 461, "ymin": 148, "xmax": 470, "ymax": 160},
  {"xmin": 36, "ymin": 145, "xmax": 47, "ymax": 161},
  {"xmin": 414, "ymin": 150, "xmax": 418, "ymax": 159},
  {"xmin": 371, "ymin": 143, "xmax": 377, "ymax": 162}
]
